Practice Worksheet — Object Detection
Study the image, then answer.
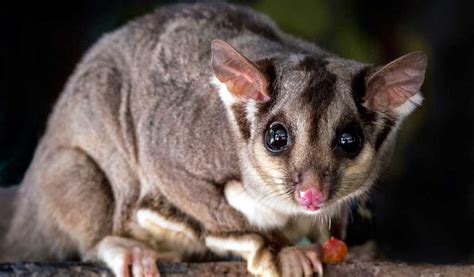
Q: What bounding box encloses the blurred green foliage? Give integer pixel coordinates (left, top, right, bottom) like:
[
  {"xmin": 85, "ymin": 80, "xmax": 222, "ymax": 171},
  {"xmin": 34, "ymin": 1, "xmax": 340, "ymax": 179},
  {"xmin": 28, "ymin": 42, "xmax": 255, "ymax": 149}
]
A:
[
  {"xmin": 254, "ymin": 0, "xmax": 330, "ymax": 39},
  {"xmin": 252, "ymin": 0, "xmax": 381, "ymax": 63}
]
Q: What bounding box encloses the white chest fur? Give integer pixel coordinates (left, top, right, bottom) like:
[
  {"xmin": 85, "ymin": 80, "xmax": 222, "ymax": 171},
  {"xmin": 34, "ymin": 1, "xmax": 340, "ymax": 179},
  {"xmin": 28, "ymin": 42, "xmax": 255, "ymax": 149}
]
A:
[{"xmin": 224, "ymin": 181, "xmax": 290, "ymax": 229}]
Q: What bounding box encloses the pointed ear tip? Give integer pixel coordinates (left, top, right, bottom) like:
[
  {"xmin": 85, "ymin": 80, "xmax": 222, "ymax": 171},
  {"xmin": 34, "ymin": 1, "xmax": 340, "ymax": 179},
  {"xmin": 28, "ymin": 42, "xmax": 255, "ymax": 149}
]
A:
[
  {"xmin": 211, "ymin": 39, "xmax": 223, "ymax": 45},
  {"xmin": 408, "ymin": 51, "xmax": 428, "ymax": 67},
  {"xmin": 211, "ymin": 39, "xmax": 220, "ymax": 50},
  {"xmin": 211, "ymin": 39, "xmax": 230, "ymax": 50}
]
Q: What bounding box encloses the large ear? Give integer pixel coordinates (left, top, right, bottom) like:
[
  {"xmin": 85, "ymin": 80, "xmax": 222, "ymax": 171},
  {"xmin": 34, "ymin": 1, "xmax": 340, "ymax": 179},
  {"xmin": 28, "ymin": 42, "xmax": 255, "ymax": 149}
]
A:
[
  {"xmin": 364, "ymin": 52, "xmax": 427, "ymax": 114},
  {"xmin": 211, "ymin": 39, "xmax": 270, "ymax": 102}
]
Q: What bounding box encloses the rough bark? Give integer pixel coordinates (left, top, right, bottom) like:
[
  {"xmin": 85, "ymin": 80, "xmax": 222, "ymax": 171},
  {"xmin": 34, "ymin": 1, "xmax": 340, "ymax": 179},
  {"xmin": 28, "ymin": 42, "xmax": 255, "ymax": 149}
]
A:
[{"xmin": 0, "ymin": 261, "xmax": 473, "ymax": 276}]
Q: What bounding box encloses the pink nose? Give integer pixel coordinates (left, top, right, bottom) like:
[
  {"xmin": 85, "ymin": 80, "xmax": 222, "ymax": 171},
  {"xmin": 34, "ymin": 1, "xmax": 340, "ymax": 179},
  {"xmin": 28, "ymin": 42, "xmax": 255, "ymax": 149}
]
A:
[{"xmin": 296, "ymin": 187, "xmax": 325, "ymax": 211}]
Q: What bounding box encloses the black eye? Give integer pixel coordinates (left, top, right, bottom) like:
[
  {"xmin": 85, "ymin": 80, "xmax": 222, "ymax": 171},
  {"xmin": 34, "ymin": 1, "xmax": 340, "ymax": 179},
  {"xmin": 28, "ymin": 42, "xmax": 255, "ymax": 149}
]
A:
[
  {"xmin": 336, "ymin": 126, "xmax": 363, "ymax": 156},
  {"xmin": 265, "ymin": 122, "xmax": 289, "ymax": 153}
]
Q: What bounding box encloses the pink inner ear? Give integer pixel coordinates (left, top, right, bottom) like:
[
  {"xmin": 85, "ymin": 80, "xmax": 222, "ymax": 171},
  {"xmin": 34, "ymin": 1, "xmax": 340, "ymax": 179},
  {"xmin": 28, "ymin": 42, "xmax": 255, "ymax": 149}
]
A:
[
  {"xmin": 211, "ymin": 39, "xmax": 270, "ymax": 102},
  {"xmin": 365, "ymin": 52, "xmax": 427, "ymax": 110}
]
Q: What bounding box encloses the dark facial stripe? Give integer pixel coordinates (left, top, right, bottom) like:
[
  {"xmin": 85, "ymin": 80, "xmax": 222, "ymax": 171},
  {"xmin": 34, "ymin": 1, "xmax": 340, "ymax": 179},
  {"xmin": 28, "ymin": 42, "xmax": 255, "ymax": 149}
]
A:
[
  {"xmin": 255, "ymin": 59, "xmax": 278, "ymax": 121},
  {"xmin": 374, "ymin": 117, "xmax": 395, "ymax": 151},
  {"xmin": 351, "ymin": 66, "xmax": 377, "ymax": 123},
  {"xmin": 230, "ymin": 60, "xmax": 277, "ymax": 142},
  {"xmin": 231, "ymin": 103, "xmax": 251, "ymax": 140}
]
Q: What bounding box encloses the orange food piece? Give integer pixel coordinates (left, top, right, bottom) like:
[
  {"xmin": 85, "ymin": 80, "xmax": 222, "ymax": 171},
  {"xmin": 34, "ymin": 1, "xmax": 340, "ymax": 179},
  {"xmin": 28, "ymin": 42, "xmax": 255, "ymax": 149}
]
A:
[{"xmin": 322, "ymin": 236, "xmax": 348, "ymax": 264}]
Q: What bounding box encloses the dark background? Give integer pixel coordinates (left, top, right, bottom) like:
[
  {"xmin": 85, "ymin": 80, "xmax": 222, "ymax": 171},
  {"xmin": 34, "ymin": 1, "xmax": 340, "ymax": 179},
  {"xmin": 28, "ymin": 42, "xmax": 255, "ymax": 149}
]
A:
[{"xmin": 1, "ymin": 0, "xmax": 473, "ymax": 264}]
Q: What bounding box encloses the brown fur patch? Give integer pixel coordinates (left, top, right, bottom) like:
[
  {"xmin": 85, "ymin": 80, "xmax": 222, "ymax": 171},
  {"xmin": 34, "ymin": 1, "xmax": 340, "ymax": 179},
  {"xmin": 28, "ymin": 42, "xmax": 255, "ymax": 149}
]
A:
[
  {"xmin": 231, "ymin": 103, "xmax": 251, "ymax": 140},
  {"xmin": 137, "ymin": 193, "xmax": 203, "ymax": 238}
]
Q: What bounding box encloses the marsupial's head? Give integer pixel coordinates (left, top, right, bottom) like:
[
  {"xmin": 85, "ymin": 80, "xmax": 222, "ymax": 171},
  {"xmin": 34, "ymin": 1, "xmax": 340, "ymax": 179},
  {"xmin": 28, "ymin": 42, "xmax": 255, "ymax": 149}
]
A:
[{"xmin": 211, "ymin": 39, "xmax": 426, "ymax": 217}]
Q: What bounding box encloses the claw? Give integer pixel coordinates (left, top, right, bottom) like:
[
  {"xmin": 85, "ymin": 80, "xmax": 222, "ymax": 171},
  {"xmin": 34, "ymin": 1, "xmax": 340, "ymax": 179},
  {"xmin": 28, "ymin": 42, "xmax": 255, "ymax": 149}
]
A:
[{"xmin": 315, "ymin": 262, "xmax": 324, "ymax": 276}]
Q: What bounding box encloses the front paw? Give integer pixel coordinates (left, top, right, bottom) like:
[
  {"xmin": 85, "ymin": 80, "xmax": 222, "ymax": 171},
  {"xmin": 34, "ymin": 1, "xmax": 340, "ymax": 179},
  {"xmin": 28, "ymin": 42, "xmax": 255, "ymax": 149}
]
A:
[
  {"xmin": 278, "ymin": 244, "xmax": 323, "ymax": 277},
  {"xmin": 204, "ymin": 233, "xmax": 322, "ymax": 276},
  {"xmin": 92, "ymin": 236, "xmax": 180, "ymax": 277}
]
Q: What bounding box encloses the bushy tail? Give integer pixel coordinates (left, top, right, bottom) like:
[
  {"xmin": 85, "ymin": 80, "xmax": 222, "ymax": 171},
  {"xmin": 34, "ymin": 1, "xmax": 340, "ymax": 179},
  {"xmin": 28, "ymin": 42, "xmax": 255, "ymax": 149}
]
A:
[{"xmin": 0, "ymin": 186, "xmax": 18, "ymax": 244}]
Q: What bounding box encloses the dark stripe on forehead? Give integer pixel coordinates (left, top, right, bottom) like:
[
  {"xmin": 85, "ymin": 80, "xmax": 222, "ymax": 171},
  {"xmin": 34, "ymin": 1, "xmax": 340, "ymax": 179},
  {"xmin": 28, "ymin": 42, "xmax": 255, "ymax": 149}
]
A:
[
  {"xmin": 299, "ymin": 57, "xmax": 336, "ymax": 105},
  {"xmin": 231, "ymin": 103, "xmax": 251, "ymax": 140},
  {"xmin": 297, "ymin": 57, "xmax": 337, "ymax": 143}
]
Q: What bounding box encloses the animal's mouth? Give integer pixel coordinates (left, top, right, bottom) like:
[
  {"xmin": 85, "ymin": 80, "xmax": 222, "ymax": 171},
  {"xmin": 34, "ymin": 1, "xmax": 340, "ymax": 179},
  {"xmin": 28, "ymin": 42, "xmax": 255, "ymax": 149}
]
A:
[{"xmin": 294, "ymin": 187, "xmax": 327, "ymax": 211}]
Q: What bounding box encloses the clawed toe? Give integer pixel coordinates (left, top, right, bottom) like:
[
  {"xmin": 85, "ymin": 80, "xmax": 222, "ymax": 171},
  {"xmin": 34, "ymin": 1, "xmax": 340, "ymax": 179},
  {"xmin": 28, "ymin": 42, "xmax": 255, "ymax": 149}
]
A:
[
  {"xmin": 279, "ymin": 244, "xmax": 324, "ymax": 277},
  {"xmin": 110, "ymin": 246, "xmax": 160, "ymax": 277},
  {"xmin": 95, "ymin": 237, "xmax": 161, "ymax": 277},
  {"xmin": 133, "ymin": 247, "xmax": 159, "ymax": 277}
]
